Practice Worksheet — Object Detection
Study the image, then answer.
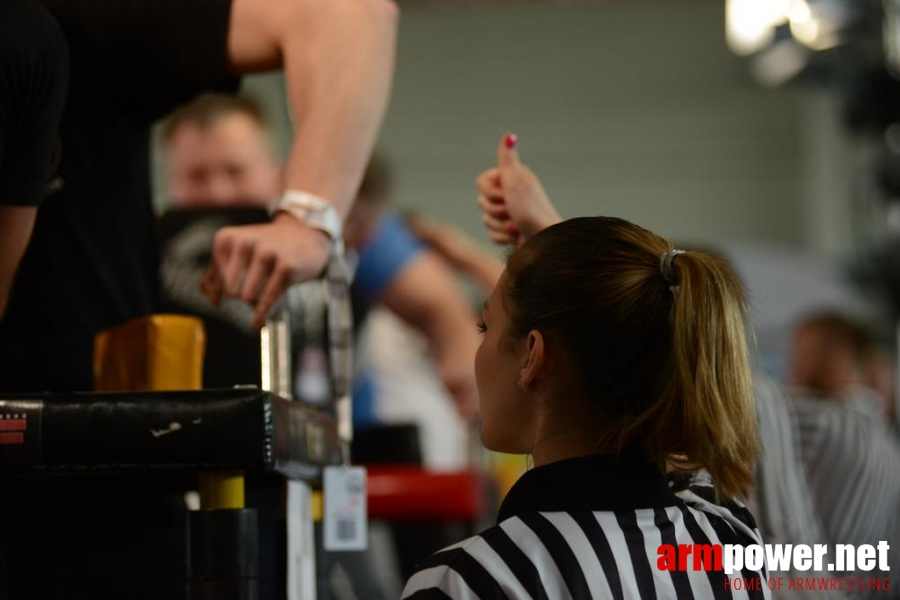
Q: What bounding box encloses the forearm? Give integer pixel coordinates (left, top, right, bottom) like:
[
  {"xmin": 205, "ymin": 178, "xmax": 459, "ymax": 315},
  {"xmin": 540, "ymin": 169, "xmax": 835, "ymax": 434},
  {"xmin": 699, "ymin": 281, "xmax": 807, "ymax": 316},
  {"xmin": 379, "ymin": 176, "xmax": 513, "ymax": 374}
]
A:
[
  {"xmin": 379, "ymin": 252, "xmax": 479, "ymax": 370},
  {"xmin": 212, "ymin": 0, "xmax": 397, "ymax": 322},
  {"xmin": 419, "ymin": 299, "xmax": 480, "ymax": 414},
  {"xmin": 0, "ymin": 206, "xmax": 38, "ymax": 319},
  {"xmin": 525, "ymin": 194, "xmax": 563, "ymax": 238},
  {"xmin": 429, "ymin": 310, "xmax": 480, "ymax": 371},
  {"xmin": 280, "ymin": 0, "xmax": 398, "ymax": 217},
  {"xmin": 0, "ymin": 279, "xmax": 13, "ymax": 319},
  {"xmin": 408, "ymin": 217, "xmax": 504, "ymax": 293},
  {"xmin": 229, "ymin": 0, "xmax": 397, "ymax": 217},
  {"xmin": 378, "ymin": 252, "xmax": 480, "ymax": 420},
  {"xmin": 448, "ymin": 243, "xmax": 503, "ymax": 295}
]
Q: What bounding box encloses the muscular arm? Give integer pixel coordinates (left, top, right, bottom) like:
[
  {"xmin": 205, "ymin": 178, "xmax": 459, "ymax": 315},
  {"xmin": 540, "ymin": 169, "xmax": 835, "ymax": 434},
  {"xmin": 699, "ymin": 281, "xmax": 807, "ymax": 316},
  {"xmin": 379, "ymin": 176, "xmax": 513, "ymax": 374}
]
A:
[
  {"xmin": 227, "ymin": 0, "xmax": 398, "ymax": 217},
  {"xmin": 205, "ymin": 0, "xmax": 398, "ymax": 325},
  {"xmin": 0, "ymin": 207, "xmax": 37, "ymax": 319},
  {"xmin": 408, "ymin": 216, "xmax": 504, "ymax": 295},
  {"xmin": 378, "ymin": 251, "xmax": 481, "ymax": 422}
]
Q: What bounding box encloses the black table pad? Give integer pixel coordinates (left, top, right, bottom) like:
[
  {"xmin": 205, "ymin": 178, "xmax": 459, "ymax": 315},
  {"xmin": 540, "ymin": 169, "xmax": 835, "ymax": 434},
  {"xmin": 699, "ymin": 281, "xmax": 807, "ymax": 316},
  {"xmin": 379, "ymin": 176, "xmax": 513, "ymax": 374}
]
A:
[{"xmin": 0, "ymin": 388, "xmax": 340, "ymax": 479}]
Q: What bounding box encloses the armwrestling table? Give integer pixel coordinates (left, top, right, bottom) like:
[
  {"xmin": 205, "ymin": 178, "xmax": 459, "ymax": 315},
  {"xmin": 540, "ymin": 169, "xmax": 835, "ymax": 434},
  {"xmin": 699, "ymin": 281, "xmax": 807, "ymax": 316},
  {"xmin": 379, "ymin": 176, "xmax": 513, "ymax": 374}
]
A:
[
  {"xmin": 0, "ymin": 387, "xmax": 341, "ymax": 600},
  {"xmin": 0, "ymin": 300, "xmax": 342, "ymax": 600}
]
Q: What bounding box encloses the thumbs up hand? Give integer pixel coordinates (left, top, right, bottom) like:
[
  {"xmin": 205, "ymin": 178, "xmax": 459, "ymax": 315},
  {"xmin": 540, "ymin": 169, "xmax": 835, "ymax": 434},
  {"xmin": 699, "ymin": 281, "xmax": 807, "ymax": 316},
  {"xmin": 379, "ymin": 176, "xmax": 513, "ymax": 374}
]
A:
[{"xmin": 475, "ymin": 133, "xmax": 562, "ymax": 247}]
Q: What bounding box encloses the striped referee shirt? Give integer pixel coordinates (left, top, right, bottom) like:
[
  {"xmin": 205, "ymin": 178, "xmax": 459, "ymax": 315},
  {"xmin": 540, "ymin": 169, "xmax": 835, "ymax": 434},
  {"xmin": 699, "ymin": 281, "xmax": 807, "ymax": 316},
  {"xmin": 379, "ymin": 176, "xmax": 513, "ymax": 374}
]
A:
[
  {"xmin": 791, "ymin": 388, "xmax": 900, "ymax": 596},
  {"xmin": 750, "ymin": 377, "xmax": 841, "ymax": 600},
  {"xmin": 402, "ymin": 453, "xmax": 769, "ymax": 600}
]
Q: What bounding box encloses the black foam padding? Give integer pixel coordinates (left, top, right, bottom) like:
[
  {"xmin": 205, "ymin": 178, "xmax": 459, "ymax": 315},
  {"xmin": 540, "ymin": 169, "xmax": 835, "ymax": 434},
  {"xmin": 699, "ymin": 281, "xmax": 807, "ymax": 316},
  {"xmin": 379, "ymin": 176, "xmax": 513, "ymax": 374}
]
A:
[
  {"xmin": 0, "ymin": 388, "xmax": 340, "ymax": 477},
  {"xmin": 350, "ymin": 424, "xmax": 422, "ymax": 465}
]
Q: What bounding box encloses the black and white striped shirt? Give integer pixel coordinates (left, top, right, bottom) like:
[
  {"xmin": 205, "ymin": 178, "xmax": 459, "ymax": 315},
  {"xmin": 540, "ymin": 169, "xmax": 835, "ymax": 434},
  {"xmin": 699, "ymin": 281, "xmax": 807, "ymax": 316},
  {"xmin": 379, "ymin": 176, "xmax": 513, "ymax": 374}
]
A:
[
  {"xmin": 791, "ymin": 388, "xmax": 900, "ymax": 597},
  {"xmin": 750, "ymin": 377, "xmax": 840, "ymax": 600},
  {"xmin": 402, "ymin": 453, "xmax": 769, "ymax": 600}
]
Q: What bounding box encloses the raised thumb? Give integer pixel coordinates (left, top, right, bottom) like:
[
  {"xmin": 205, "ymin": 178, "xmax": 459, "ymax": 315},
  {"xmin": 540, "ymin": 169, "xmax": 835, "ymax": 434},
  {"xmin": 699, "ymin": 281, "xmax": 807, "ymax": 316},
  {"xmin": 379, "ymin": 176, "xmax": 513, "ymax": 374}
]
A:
[{"xmin": 497, "ymin": 132, "xmax": 520, "ymax": 172}]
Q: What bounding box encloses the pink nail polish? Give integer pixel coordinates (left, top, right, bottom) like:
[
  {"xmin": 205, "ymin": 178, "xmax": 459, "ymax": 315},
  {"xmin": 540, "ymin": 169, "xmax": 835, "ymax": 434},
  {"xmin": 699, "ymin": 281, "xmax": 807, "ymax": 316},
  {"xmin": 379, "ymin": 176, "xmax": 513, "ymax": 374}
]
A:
[{"xmin": 505, "ymin": 133, "xmax": 517, "ymax": 149}]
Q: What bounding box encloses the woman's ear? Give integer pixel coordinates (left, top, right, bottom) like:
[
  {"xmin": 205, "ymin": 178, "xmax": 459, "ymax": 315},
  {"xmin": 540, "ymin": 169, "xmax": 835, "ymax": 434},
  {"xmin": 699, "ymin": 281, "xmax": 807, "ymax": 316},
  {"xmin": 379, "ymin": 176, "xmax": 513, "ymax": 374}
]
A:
[{"xmin": 520, "ymin": 329, "xmax": 545, "ymax": 389}]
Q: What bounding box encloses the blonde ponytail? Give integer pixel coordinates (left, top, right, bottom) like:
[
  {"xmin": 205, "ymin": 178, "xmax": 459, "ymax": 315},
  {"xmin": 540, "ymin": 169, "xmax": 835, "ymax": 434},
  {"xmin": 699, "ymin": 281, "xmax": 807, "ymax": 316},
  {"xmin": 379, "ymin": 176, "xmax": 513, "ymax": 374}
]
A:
[
  {"xmin": 632, "ymin": 250, "xmax": 758, "ymax": 500},
  {"xmin": 505, "ymin": 218, "xmax": 759, "ymax": 501}
]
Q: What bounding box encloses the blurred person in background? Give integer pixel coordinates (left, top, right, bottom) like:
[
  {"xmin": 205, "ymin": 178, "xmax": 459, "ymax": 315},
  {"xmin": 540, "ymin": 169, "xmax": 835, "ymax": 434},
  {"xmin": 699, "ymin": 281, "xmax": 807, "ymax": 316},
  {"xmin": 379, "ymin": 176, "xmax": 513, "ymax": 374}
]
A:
[
  {"xmin": 159, "ymin": 95, "xmax": 284, "ymax": 387},
  {"xmin": 787, "ymin": 311, "xmax": 900, "ymax": 596},
  {"xmin": 789, "ymin": 312, "xmax": 896, "ymax": 419},
  {"xmin": 164, "ymin": 95, "xmax": 282, "ymax": 210},
  {"xmin": 160, "ymin": 93, "xmax": 480, "ymax": 429}
]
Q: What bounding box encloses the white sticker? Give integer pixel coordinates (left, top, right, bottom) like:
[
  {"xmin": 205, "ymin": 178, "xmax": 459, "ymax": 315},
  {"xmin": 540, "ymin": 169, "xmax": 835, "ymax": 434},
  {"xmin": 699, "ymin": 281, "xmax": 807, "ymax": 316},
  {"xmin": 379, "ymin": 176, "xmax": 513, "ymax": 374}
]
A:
[{"xmin": 323, "ymin": 466, "xmax": 367, "ymax": 551}]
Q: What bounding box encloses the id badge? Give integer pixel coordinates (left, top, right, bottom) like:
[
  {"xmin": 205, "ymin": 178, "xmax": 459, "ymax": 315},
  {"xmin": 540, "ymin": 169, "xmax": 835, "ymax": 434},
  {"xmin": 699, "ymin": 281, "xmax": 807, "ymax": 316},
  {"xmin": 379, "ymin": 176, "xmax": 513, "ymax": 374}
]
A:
[{"xmin": 323, "ymin": 466, "xmax": 367, "ymax": 551}]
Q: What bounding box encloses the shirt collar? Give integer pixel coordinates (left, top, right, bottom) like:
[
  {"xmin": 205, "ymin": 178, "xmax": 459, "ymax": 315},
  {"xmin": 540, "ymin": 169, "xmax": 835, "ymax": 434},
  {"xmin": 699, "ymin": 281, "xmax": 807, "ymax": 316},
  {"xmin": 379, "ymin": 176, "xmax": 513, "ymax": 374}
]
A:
[{"xmin": 497, "ymin": 452, "xmax": 682, "ymax": 523}]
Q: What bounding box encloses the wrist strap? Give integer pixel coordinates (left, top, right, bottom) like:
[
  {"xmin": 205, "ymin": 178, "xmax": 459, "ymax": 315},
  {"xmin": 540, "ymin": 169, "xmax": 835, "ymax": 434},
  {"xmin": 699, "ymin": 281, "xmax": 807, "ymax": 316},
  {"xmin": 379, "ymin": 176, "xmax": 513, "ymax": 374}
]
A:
[
  {"xmin": 273, "ymin": 190, "xmax": 344, "ymax": 250},
  {"xmin": 273, "ymin": 190, "xmax": 354, "ymax": 448}
]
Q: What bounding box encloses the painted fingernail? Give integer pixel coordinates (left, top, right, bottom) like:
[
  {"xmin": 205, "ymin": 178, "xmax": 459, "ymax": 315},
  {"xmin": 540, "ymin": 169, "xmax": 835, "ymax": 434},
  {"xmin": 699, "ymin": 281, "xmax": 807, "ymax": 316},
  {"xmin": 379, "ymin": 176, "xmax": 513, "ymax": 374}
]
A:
[
  {"xmin": 505, "ymin": 133, "xmax": 517, "ymax": 149},
  {"xmin": 508, "ymin": 222, "xmax": 519, "ymax": 234}
]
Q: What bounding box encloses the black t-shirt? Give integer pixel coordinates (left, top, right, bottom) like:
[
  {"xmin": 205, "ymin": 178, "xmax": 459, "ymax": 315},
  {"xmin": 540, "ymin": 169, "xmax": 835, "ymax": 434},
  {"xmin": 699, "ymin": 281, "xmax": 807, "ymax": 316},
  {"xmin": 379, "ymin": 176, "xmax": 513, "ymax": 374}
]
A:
[
  {"xmin": 0, "ymin": 0, "xmax": 68, "ymax": 207},
  {"xmin": 0, "ymin": 0, "xmax": 240, "ymax": 392},
  {"xmin": 157, "ymin": 207, "xmax": 270, "ymax": 389}
]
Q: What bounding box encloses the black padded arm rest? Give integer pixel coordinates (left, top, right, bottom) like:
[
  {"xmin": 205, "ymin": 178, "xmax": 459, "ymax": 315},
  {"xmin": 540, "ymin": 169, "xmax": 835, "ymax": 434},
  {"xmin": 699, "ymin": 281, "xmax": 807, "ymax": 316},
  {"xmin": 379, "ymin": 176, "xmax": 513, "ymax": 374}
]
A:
[{"xmin": 0, "ymin": 389, "xmax": 340, "ymax": 479}]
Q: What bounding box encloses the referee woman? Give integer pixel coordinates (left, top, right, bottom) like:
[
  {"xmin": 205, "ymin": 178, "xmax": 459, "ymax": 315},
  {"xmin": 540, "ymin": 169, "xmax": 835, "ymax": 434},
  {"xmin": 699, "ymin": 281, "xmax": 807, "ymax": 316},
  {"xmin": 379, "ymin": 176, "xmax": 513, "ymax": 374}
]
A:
[{"xmin": 401, "ymin": 136, "xmax": 769, "ymax": 599}]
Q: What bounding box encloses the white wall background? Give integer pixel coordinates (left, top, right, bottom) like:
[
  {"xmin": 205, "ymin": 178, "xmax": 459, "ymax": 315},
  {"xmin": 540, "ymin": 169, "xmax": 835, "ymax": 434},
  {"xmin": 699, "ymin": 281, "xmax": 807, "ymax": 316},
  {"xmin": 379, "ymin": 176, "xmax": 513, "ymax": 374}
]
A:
[{"xmin": 153, "ymin": 0, "xmax": 857, "ymax": 256}]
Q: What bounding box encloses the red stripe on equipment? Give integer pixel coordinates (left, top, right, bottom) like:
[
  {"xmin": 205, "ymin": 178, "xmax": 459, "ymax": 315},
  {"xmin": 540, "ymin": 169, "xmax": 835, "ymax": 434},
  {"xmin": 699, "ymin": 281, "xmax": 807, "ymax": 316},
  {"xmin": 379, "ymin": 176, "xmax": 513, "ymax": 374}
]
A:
[{"xmin": 366, "ymin": 467, "xmax": 484, "ymax": 521}]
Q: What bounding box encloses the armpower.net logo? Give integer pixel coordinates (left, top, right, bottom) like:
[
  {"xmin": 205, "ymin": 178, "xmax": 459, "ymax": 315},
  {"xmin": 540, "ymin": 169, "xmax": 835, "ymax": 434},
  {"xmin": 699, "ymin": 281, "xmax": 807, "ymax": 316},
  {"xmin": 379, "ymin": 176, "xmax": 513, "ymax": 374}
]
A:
[{"xmin": 657, "ymin": 542, "xmax": 891, "ymax": 593}]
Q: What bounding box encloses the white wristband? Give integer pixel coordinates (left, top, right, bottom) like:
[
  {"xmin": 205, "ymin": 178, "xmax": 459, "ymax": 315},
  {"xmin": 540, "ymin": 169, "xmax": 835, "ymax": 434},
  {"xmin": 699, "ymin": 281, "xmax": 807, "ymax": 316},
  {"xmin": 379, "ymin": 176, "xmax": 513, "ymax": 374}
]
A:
[{"xmin": 272, "ymin": 190, "xmax": 343, "ymax": 248}]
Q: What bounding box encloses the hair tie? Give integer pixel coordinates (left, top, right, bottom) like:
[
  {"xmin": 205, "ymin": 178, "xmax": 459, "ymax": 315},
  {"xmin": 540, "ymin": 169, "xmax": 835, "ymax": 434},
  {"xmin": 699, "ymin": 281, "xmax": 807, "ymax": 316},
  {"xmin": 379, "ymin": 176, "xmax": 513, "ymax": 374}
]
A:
[{"xmin": 660, "ymin": 249, "xmax": 685, "ymax": 287}]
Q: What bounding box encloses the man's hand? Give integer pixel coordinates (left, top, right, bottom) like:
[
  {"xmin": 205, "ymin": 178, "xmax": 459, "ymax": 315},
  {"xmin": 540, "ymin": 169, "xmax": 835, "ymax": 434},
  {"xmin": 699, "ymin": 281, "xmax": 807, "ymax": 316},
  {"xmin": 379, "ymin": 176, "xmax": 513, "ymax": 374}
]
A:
[
  {"xmin": 201, "ymin": 212, "xmax": 331, "ymax": 329},
  {"xmin": 221, "ymin": 0, "xmax": 398, "ymax": 325},
  {"xmin": 476, "ymin": 133, "xmax": 562, "ymax": 246}
]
